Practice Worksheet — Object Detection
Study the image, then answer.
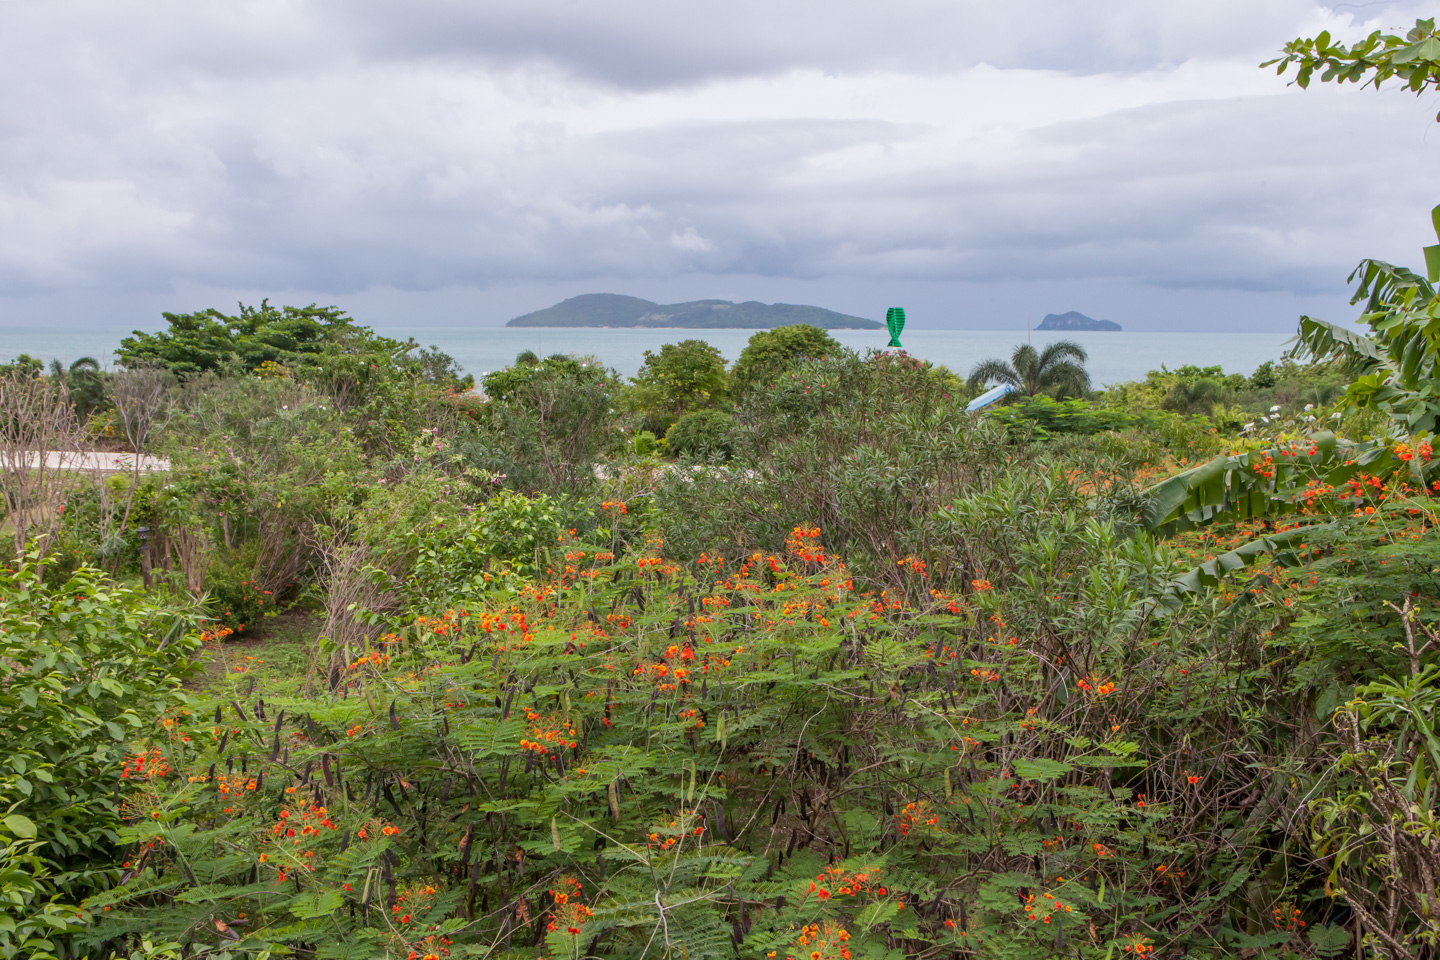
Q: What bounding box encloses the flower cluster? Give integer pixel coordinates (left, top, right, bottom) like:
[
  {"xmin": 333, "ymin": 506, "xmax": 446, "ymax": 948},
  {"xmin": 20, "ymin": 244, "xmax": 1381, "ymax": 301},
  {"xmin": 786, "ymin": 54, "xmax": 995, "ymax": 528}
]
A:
[
  {"xmin": 120, "ymin": 747, "xmax": 171, "ymax": 781},
  {"xmin": 806, "ymin": 865, "xmax": 884, "ymax": 901},
  {"xmin": 780, "ymin": 922, "xmax": 852, "ymax": 960},
  {"xmin": 520, "ymin": 711, "xmax": 578, "ymax": 754},
  {"xmin": 1076, "ymin": 675, "xmax": 1116, "ymax": 696},
  {"xmin": 546, "ymin": 876, "xmax": 594, "ymax": 935},
  {"xmin": 897, "ymin": 801, "xmax": 938, "ymax": 837},
  {"xmin": 1394, "ymin": 440, "xmax": 1432, "ymax": 462}
]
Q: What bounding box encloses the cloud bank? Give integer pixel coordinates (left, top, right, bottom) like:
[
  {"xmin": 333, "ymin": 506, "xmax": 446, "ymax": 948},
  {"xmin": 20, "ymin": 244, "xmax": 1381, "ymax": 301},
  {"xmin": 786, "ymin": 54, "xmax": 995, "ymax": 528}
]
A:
[{"xmin": 0, "ymin": 0, "xmax": 1437, "ymax": 330}]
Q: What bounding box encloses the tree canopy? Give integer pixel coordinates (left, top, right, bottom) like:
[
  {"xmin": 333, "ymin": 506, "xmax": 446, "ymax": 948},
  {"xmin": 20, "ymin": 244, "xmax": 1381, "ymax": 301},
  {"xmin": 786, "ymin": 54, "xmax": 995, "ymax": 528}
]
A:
[
  {"xmin": 729, "ymin": 324, "xmax": 840, "ymax": 395},
  {"xmin": 625, "ymin": 339, "xmax": 729, "ymax": 435},
  {"xmin": 118, "ymin": 301, "xmax": 471, "ymax": 391}
]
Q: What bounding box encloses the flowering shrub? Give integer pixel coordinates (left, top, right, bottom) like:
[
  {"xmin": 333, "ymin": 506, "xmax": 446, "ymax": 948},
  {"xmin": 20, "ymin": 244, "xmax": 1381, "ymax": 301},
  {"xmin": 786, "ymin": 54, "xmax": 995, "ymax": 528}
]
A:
[{"xmin": 78, "ymin": 508, "xmax": 1366, "ymax": 960}]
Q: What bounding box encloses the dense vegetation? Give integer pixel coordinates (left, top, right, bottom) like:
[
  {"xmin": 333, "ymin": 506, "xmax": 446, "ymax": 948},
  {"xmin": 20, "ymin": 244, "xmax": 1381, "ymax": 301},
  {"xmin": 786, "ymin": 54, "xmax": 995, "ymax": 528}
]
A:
[{"xmin": 5, "ymin": 20, "xmax": 1440, "ymax": 960}]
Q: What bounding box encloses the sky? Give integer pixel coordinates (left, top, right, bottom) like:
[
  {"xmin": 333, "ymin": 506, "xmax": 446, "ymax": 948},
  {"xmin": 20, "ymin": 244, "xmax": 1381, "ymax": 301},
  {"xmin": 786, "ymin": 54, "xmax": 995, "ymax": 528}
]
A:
[{"xmin": 1, "ymin": 0, "xmax": 1438, "ymax": 334}]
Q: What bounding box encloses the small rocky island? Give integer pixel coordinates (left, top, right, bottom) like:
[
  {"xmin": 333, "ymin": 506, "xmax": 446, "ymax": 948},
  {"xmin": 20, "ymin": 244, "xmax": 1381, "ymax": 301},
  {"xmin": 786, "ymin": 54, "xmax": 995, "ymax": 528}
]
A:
[
  {"xmin": 507, "ymin": 293, "xmax": 881, "ymax": 329},
  {"xmin": 1036, "ymin": 310, "xmax": 1121, "ymax": 332}
]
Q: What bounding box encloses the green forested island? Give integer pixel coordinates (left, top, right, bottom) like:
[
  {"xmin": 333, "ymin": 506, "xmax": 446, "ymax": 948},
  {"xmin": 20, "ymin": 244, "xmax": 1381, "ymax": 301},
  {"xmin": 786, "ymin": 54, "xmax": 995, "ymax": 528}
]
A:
[
  {"xmin": 506, "ymin": 292, "xmax": 882, "ymax": 329},
  {"xmin": 1037, "ymin": 310, "xmax": 1122, "ymax": 331},
  {"xmin": 5, "ymin": 21, "xmax": 1440, "ymax": 960}
]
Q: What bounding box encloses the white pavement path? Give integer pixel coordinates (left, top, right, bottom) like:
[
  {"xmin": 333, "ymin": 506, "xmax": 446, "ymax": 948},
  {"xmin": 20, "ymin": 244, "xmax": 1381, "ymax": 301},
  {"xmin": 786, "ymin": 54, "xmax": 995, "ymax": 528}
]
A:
[{"xmin": 2, "ymin": 451, "xmax": 170, "ymax": 472}]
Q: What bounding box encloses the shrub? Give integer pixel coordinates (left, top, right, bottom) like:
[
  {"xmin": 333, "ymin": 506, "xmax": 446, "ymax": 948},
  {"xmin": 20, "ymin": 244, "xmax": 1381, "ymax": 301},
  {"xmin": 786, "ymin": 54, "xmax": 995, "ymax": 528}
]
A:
[
  {"xmin": 0, "ymin": 554, "xmax": 200, "ymax": 956},
  {"xmin": 624, "ymin": 339, "xmax": 729, "ymax": 436},
  {"xmin": 471, "ymin": 355, "xmax": 621, "ymax": 493},
  {"xmin": 632, "ymin": 430, "xmax": 659, "ymax": 456},
  {"xmin": 1249, "ymin": 360, "xmax": 1278, "ymax": 389},
  {"xmin": 663, "ymin": 409, "xmax": 738, "ymax": 461},
  {"xmin": 205, "ymin": 547, "xmax": 282, "ymax": 633},
  {"xmin": 730, "ymin": 324, "xmax": 839, "ymax": 395},
  {"xmin": 407, "ymin": 487, "xmax": 582, "ymax": 602},
  {"xmin": 86, "ymin": 511, "xmax": 1357, "ymax": 959},
  {"xmin": 655, "ymin": 349, "xmax": 995, "ymax": 583}
]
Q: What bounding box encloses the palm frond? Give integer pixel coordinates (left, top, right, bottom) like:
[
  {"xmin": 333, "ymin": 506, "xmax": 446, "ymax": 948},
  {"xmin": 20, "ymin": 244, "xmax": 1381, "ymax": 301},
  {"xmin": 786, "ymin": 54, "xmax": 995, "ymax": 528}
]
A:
[
  {"xmin": 1039, "ymin": 361, "xmax": 1091, "ymax": 397},
  {"xmin": 1037, "ymin": 339, "xmax": 1088, "ymax": 368},
  {"xmin": 967, "ymin": 359, "xmax": 1020, "ymax": 392}
]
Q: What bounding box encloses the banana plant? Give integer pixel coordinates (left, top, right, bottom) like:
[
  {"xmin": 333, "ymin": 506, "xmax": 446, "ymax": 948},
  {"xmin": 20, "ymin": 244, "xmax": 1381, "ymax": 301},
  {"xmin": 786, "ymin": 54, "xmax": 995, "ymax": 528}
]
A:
[
  {"xmin": 1141, "ymin": 431, "xmax": 1400, "ymax": 535},
  {"xmin": 1292, "ymin": 205, "xmax": 1440, "ymax": 434},
  {"xmin": 1139, "ymin": 204, "xmax": 1440, "ymax": 604}
]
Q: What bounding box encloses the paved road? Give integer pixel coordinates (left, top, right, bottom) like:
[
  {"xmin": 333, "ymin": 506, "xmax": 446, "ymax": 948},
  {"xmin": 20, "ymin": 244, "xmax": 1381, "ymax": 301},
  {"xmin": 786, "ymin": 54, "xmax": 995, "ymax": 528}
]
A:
[{"xmin": 2, "ymin": 451, "xmax": 170, "ymax": 472}]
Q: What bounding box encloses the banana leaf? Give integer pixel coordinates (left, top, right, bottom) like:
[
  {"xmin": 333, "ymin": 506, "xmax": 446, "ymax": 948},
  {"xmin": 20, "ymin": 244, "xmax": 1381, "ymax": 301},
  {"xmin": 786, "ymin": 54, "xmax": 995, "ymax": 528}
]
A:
[{"xmin": 1142, "ymin": 432, "xmax": 1395, "ymax": 536}]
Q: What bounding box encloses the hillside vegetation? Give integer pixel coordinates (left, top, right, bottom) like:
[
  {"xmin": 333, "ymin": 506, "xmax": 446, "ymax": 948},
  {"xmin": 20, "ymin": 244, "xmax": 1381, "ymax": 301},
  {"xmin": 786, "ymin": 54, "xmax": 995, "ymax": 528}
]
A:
[{"xmin": 506, "ymin": 294, "xmax": 881, "ymax": 330}]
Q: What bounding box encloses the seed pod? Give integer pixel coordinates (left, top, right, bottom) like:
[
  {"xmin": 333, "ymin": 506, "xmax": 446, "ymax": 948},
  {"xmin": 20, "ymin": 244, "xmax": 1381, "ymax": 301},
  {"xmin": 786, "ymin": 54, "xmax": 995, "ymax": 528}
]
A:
[
  {"xmin": 608, "ymin": 779, "xmax": 621, "ymax": 821},
  {"xmin": 389, "ymin": 699, "xmax": 398, "ymax": 731},
  {"xmin": 711, "ymin": 799, "xmax": 729, "ymax": 842}
]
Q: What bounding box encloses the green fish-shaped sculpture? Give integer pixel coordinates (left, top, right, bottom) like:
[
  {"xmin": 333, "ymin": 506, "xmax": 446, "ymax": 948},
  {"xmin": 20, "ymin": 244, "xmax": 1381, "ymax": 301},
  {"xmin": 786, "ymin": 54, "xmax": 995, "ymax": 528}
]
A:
[{"xmin": 886, "ymin": 307, "xmax": 905, "ymax": 348}]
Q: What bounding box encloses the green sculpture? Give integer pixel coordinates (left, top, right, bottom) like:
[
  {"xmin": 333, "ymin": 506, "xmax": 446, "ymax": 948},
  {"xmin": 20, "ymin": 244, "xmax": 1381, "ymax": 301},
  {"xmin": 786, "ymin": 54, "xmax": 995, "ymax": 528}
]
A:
[{"xmin": 886, "ymin": 307, "xmax": 905, "ymax": 348}]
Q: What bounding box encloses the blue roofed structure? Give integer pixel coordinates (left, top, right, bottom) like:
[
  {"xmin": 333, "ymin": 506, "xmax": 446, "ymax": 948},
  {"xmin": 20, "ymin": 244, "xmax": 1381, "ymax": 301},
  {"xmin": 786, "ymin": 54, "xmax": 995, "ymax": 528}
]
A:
[{"xmin": 966, "ymin": 382, "xmax": 1016, "ymax": 413}]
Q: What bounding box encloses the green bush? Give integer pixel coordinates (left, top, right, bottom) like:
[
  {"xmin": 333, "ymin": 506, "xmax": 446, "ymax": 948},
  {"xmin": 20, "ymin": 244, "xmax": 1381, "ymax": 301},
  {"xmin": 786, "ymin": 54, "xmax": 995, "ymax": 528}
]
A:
[
  {"xmin": 408, "ymin": 487, "xmax": 582, "ymax": 601},
  {"xmin": 205, "ymin": 547, "xmax": 282, "ymax": 632},
  {"xmin": 730, "ymin": 324, "xmax": 839, "ymax": 395},
  {"xmin": 624, "ymin": 340, "xmax": 729, "ymax": 437},
  {"xmin": 632, "ymin": 430, "xmax": 659, "ymax": 456},
  {"xmin": 656, "ymin": 349, "xmax": 994, "ymax": 582},
  {"xmin": 471, "ymin": 355, "xmax": 621, "ymax": 493},
  {"xmin": 663, "ymin": 409, "xmax": 738, "ymax": 461},
  {"xmin": 0, "ymin": 554, "xmax": 200, "ymax": 957}
]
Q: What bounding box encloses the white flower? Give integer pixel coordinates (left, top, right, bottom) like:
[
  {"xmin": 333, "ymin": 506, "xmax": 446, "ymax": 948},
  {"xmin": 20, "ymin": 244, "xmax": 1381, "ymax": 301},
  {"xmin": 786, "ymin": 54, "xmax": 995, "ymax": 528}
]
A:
[
  {"xmin": 1270, "ymin": 405, "xmax": 1281, "ymax": 413},
  {"xmin": 1331, "ymin": 412, "xmax": 1342, "ymax": 420},
  {"xmin": 1304, "ymin": 403, "xmax": 1314, "ymax": 412},
  {"xmin": 1243, "ymin": 422, "xmax": 1255, "ymax": 432},
  {"xmin": 1261, "ymin": 416, "xmax": 1269, "ymax": 423}
]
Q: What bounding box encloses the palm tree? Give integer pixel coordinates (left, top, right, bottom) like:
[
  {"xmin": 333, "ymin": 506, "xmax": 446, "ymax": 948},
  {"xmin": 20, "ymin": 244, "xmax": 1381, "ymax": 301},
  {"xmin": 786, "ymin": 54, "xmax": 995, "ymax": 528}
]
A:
[
  {"xmin": 48, "ymin": 356, "xmax": 105, "ymax": 420},
  {"xmin": 967, "ymin": 341, "xmax": 1091, "ymax": 398}
]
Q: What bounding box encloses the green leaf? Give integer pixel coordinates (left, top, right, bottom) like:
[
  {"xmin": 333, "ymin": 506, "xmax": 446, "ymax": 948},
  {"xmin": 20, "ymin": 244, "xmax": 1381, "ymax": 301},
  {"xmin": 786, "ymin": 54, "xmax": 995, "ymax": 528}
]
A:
[
  {"xmin": 1013, "ymin": 758, "xmax": 1074, "ymax": 781},
  {"xmin": 289, "ymin": 888, "xmax": 345, "ymax": 919},
  {"xmin": 4, "ymin": 814, "xmax": 37, "ymax": 839}
]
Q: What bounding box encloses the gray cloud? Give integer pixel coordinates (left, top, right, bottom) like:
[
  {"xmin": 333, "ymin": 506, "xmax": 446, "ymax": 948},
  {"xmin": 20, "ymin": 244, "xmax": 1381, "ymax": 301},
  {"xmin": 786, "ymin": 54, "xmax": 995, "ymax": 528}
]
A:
[{"xmin": 0, "ymin": 0, "xmax": 1438, "ymax": 331}]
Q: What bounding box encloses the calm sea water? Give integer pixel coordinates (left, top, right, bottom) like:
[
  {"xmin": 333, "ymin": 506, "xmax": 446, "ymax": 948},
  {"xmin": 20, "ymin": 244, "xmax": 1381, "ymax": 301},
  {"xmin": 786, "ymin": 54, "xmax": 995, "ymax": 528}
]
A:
[{"xmin": 1, "ymin": 325, "xmax": 1291, "ymax": 387}]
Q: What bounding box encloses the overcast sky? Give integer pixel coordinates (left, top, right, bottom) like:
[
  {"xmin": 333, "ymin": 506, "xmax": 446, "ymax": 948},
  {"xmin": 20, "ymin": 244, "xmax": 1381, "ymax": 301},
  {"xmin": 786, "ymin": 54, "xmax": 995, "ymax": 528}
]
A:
[{"xmin": 1, "ymin": 0, "xmax": 1438, "ymax": 333}]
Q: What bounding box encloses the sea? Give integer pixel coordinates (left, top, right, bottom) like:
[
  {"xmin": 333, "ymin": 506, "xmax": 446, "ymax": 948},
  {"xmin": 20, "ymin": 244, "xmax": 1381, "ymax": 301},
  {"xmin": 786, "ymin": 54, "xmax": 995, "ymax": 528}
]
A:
[{"xmin": 1, "ymin": 326, "xmax": 1292, "ymax": 387}]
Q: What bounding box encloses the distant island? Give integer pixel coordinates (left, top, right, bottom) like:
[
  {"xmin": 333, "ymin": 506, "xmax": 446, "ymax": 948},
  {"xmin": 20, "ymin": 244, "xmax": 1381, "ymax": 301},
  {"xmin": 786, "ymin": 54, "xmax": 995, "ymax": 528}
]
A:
[
  {"xmin": 1036, "ymin": 310, "xmax": 1121, "ymax": 332},
  {"xmin": 507, "ymin": 293, "xmax": 882, "ymax": 329}
]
